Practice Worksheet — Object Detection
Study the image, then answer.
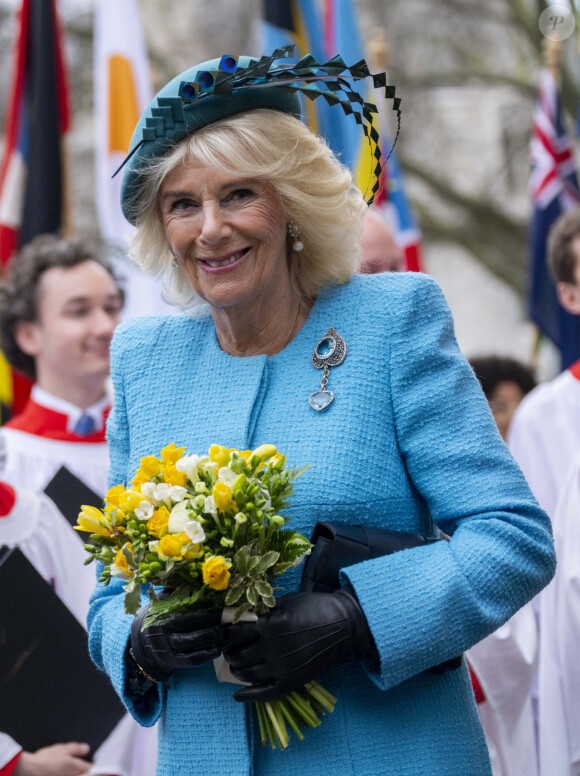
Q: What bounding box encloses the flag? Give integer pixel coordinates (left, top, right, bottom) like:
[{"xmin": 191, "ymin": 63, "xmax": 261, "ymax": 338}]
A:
[
  {"xmin": 0, "ymin": 0, "xmax": 71, "ymax": 416},
  {"xmin": 262, "ymin": 0, "xmax": 422, "ymax": 271},
  {"xmin": 94, "ymin": 0, "xmax": 173, "ymax": 318},
  {"xmin": 530, "ymin": 69, "xmax": 580, "ymax": 368}
]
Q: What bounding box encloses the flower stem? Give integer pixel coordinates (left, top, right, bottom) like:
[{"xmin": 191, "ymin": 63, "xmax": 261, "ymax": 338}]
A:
[
  {"xmin": 305, "ymin": 681, "xmax": 337, "ymax": 713},
  {"xmin": 287, "ymin": 691, "xmax": 321, "ymax": 727},
  {"xmin": 256, "ymin": 701, "xmax": 268, "ymax": 746},
  {"xmin": 278, "ymin": 699, "xmax": 304, "ymax": 740},
  {"xmin": 264, "ymin": 701, "xmax": 289, "ymax": 749}
]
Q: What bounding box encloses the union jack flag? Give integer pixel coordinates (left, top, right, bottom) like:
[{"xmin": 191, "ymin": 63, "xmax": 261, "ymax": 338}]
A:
[{"xmin": 529, "ymin": 69, "xmax": 580, "ymax": 368}]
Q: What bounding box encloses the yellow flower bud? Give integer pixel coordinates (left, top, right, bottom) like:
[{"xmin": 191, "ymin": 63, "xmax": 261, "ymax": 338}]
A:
[
  {"xmin": 202, "ymin": 556, "xmax": 231, "ymax": 590},
  {"xmin": 212, "ymin": 481, "xmax": 234, "ymax": 512},
  {"xmin": 75, "ymin": 505, "xmax": 112, "ymax": 537},
  {"xmin": 105, "ymin": 484, "xmax": 125, "ymax": 508},
  {"xmin": 252, "ymin": 444, "xmax": 277, "ymax": 462}
]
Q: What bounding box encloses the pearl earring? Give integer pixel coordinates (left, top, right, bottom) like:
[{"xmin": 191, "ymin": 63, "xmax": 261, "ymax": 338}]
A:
[{"xmin": 288, "ymin": 222, "xmax": 304, "ymax": 252}]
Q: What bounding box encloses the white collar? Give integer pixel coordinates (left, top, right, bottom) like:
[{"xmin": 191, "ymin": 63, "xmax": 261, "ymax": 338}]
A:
[{"xmin": 31, "ymin": 386, "xmax": 110, "ymax": 434}]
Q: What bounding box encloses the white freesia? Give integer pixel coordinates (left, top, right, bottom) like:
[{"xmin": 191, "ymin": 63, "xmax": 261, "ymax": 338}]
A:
[
  {"xmin": 218, "ymin": 466, "xmax": 237, "ymax": 486},
  {"xmin": 184, "ymin": 520, "xmax": 206, "ymax": 543},
  {"xmin": 176, "ymin": 454, "xmax": 201, "ymax": 483},
  {"xmin": 168, "ymin": 500, "xmax": 193, "ymax": 534},
  {"xmin": 148, "ymin": 482, "xmax": 188, "ymax": 505},
  {"xmin": 203, "ymin": 461, "xmax": 219, "ymax": 480},
  {"xmin": 134, "ymin": 501, "xmax": 154, "ymax": 521},
  {"xmin": 204, "ymin": 495, "xmax": 218, "ymax": 516},
  {"xmin": 140, "ymin": 482, "xmax": 158, "ymax": 503}
]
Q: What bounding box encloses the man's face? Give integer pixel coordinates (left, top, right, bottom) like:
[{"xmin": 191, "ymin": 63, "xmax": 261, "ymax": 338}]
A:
[
  {"xmin": 556, "ymin": 235, "xmax": 580, "ymax": 315},
  {"xmin": 16, "ymin": 261, "xmax": 123, "ymax": 389}
]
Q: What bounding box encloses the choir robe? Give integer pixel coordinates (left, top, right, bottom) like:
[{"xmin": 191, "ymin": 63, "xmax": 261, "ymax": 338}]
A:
[
  {"xmin": 0, "ymin": 388, "xmax": 157, "ymax": 776},
  {"xmin": 538, "ymin": 452, "xmax": 580, "ymax": 776}
]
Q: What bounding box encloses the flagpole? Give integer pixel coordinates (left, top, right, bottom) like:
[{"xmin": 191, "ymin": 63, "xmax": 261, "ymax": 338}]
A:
[{"xmin": 531, "ymin": 38, "xmax": 562, "ymax": 370}]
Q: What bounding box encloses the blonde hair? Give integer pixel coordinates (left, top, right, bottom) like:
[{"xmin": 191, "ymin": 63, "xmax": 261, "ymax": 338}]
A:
[{"xmin": 129, "ymin": 109, "xmax": 367, "ymax": 309}]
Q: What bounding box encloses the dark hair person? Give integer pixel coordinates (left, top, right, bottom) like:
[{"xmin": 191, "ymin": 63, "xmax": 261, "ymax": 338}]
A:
[{"xmin": 87, "ymin": 50, "xmax": 555, "ymax": 776}]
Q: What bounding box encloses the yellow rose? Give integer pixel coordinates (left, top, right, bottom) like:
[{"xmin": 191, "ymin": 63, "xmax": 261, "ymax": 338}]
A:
[
  {"xmin": 105, "ymin": 484, "xmax": 125, "ymax": 508},
  {"xmin": 160, "ymin": 443, "xmax": 186, "ymax": 465},
  {"xmin": 162, "ymin": 464, "xmax": 188, "ymax": 487},
  {"xmin": 147, "ymin": 506, "xmax": 170, "ymax": 538},
  {"xmin": 118, "ymin": 489, "xmax": 144, "ymax": 513},
  {"xmin": 209, "ymin": 445, "xmax": 232, "ymax": 468},
  {"xmin": 138, "ymin": 456, "xmax": 162, "ymax": 479},
  {"xmin": 75, "ymin": 505, "xmax": 113, "ymax": 537},
  {"xmin": 158, "ymin": 533, "xmax": 184, "ymax": 558},
  {"xmin": 212, "ymin": 481, "xmax": 234, "ymax": 511},
  {"xmin": 202, "ymin": 556, "xmax": 231, "ymax": 590}
]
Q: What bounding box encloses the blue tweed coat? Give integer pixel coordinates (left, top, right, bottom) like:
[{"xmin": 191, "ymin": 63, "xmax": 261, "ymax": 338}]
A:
[{"xmin": 88, "ymin": 273, "xmax": 555, "ymax": 776}]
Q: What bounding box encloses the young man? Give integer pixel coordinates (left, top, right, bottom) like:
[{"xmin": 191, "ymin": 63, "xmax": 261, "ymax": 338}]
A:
[
  {"xmin": 509, "ymin": 207, "xmax": 580, "ymax": 516},
  {"xmin": 0, "ymin": 236, "xmax": 156, "ymax": 776},
  {"xmin": 0, "ymin": 235, "xmax": 123, "ymax": 494}
]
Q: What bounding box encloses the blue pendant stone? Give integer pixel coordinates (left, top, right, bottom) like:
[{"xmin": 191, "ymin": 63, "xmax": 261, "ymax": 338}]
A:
[
  {"xmin": 315, "ymin": 336, "xmax": 336, "ymax": 359},
  {"xmin": 309, "ymin": 390, "xmax": 334, "ymax": 411}
]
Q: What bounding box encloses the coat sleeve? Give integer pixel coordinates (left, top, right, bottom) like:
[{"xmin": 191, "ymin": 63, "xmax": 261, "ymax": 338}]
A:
[
  {"xmin": 88, "ymin": 325, "xmax": 165, "ymax": 725},
  {"xmin": 341, "ymin": 274, "xmax": 556, "ymax": 691}
]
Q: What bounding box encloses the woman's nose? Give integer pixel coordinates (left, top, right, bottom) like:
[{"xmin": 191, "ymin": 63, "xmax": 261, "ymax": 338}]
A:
[{"xmin": 198, "ymin": 203, "xmax": 231, "ymax": 245}]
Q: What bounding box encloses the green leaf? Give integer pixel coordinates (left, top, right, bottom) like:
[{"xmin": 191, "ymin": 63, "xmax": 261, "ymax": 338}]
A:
[
  {"xmin": 124, "ymin": 584, "xmax": 142, "ymax": 616},
  {"xmin": 255, "ymin": 551, "xmax": 280, "ymax": 574},
  {"xmin": 235, "ymin": 545, "xmax": 250, "ymax": 575},
  {"xmin": 254, "ymin": 579, "xmax": 273, "ymax": 598},
  {"xmin": 232, "ymin": 602, "xmax": 253, "ymax": 624},
  {"xmin": 274, "ymin": 561, "xmax": 293, "ymax": 575},
  {"xmin": 247, "ymin": 556, "xmax": 260, "ymax": 573},
  {"xmin": 262, "ymin": 595, "xmax": 276, "ymax": 609},
  {"xmin": 246, "ymin": 584, "xmax": 257, "ymax": 607},
  {"xmin": 225, "ymin": 585, "xmax": 245, "ymax": 605},
  {"xmin": 229, "ymin": 573, "xmax": 245, "ymax": 588}
]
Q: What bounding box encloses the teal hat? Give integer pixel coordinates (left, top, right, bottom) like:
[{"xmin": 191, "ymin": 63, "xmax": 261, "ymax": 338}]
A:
[{"xmin": 118, "ymin": 45, "xmax": 401, "ymax": 223}]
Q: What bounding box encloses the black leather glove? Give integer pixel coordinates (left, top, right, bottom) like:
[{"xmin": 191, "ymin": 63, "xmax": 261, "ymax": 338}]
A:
[
  {"xmin": 130, "ymin": 606, "xmax": 224, "ymax": 683},
  {"xmin": 222, "ymin": 588, "xmax": 376, "ymax": 702}
]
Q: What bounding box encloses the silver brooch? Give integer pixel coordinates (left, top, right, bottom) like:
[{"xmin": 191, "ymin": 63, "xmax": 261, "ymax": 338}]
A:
[{"xmin": 308, "ymin": 327, "xmax": 347, "ymax": 412}]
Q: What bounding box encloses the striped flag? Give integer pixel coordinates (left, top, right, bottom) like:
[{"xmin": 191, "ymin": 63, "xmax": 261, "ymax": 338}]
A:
[
  {"xmin": 530, "ymin": 69, "xmax": 580, "ymax": 368},
  {"xmin": 0, "ymin": 0, "xmax": 70, "ymax": 416},
  {"xmin": 94, "ymin": 0, "xmax": 173, "ymax": 318}
]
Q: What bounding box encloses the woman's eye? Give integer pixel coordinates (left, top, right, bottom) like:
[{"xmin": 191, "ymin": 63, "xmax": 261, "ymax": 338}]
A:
[
  {"xmin": 227, "ymin": 188, "xmax": 254, "ymax": 202},
  {"xmin": 170, "ymin": 197, "xmax": 197, "ymax": 212}
]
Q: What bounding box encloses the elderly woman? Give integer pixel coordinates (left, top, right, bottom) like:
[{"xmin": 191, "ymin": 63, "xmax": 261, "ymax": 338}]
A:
[{"xmin": 87, "ymin": 51, "xmax": 555, "ymax": 776}]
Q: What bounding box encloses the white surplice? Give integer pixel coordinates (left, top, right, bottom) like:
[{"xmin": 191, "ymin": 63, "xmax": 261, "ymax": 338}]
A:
[{"xmin": 538, "ymin": 453, "xmax": 580, "ymax": 776}]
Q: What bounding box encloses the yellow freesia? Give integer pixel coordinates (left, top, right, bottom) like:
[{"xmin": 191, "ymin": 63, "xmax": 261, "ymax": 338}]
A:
[
  {"xmin": 202, "ymin": 556, "xmax": 231, "ymax": 590},
  {"xmin": 114, "ymin": 546, "xmax": 132, "ymax": 574},
  {"xmin": 158, "ymin": 533, "xmax": 184, "ymax": 558},
  {"xmin": 160, "ymin": 443, "xmax": 186, "ymax": 465},
  {"xmin": 183, "ymin": 542, "xmax": 203, "ymax": 560},
  {"xmin": 75, "ymin": 505, "xmax": 113, "ymax": 537},
  {"xmin": 209, "ymin": 445, "xmax": 232, "ymax": 468},
  {"xmin": 105, "ymin": 484, "xmax": 125, "ymax": 508},
  {"xmin": 147, "ymin": 506, "xmax": 170, "ymax": 538},
  {"xmin": 162, "ymin": 464, "xmax": 188, "ymax": 488},
  {"xmin": 118, "ymin": 489, "xmax": 144, "ymax": 513},
  {"xmin": 212, "ymin": 481, "xmax": 234, "ymax": 511},
  {"xmin": 253, "ymin": 444, "xmax": 277, "ymax": 462}
]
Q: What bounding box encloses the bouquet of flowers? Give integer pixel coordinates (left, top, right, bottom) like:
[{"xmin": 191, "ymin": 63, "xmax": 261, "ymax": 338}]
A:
[{"xmin": 76, "ymin": 442, "xmax": 336, "ymax": 749}]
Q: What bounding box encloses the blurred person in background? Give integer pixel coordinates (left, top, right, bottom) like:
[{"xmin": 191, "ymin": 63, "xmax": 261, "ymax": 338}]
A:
[
  {"xmin": 0, "ymin": 236, "xmax": 157, "ymax": 776},
  {"xmin": 470, "ymin": 356, "xmax": 536, "ymax": 441},
  {"xmin": 358, "ymin": 208, "xmax": 404, "ymax": 274}
]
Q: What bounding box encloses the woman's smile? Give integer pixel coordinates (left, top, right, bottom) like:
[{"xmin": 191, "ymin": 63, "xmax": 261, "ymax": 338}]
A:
[{"xmin": 197, "ymin": 246, "xmax": 251, "ymax": 272}]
